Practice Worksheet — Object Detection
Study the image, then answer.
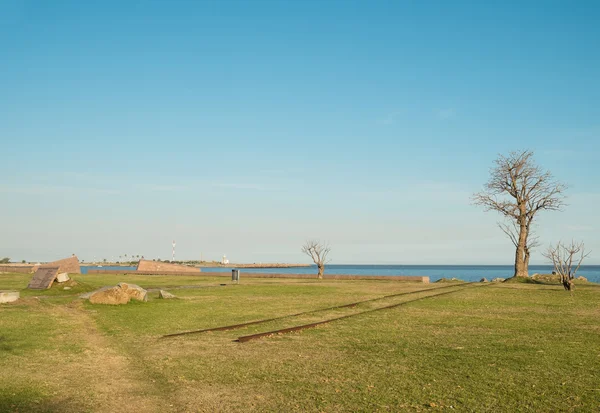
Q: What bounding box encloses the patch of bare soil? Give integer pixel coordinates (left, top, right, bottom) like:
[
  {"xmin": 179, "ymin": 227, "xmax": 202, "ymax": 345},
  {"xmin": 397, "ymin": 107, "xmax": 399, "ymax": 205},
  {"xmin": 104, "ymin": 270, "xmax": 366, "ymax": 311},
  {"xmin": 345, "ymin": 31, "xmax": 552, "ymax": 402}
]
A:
[{"xmin": 33, "ymin": 302, "xmax": 170, "ymax": 412}]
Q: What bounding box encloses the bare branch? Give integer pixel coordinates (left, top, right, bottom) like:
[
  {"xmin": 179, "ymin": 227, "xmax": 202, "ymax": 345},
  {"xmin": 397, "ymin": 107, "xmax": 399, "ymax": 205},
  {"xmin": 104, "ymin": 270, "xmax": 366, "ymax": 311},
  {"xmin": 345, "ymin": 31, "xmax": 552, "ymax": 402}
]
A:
[
  {"xmin": 542, "ymin": 240, "xmax": 591, "ymax": 291},
  {"xmin": 498, "ymin": 221, "xmax": 519, "ymax": 247},
  {"xmin": 301, "ymin": 240, "xmax": 331, "ymax": 279},
  {"xmin": 474, "ymin": 150, "xmax": 567, "ymax": 277}
]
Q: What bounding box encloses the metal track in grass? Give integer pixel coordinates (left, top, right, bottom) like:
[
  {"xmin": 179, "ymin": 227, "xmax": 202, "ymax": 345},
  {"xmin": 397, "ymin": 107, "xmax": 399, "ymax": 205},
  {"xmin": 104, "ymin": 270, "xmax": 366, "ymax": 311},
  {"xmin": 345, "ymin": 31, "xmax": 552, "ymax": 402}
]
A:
[
  {"xmin": 161, "ymin": 282, "xmax": 474, "ymax": 339},
  {"xmin": 236, "ymin": 284, "xmax": 485, "ymax": 343}
]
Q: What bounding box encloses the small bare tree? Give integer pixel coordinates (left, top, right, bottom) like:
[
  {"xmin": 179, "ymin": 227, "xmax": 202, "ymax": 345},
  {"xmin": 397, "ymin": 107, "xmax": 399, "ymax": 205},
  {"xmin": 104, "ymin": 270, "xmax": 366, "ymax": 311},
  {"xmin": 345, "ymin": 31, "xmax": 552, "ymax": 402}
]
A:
[
  {"xmin": 301, "ymin": 240, "xmax": 331, "ymax": 279},
  {"xmin": 542, "ymin": 241, "xmax": 590, "ymax": 291},
  {"xmin": 474, "ymin": 150, "xmax": 567, "ymax": 278}
]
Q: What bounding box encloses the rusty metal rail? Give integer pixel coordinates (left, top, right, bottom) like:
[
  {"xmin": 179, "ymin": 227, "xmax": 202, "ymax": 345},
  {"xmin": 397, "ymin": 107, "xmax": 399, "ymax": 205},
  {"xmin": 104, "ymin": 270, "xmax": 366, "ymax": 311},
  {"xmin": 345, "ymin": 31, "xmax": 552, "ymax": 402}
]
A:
[
  {"xmin": 236, "ymin": 284, "xmax": 483, "ymax": 343},
  {"xmin": 161, "ymin": 282, "xmax": 472, "ymax": 339}
]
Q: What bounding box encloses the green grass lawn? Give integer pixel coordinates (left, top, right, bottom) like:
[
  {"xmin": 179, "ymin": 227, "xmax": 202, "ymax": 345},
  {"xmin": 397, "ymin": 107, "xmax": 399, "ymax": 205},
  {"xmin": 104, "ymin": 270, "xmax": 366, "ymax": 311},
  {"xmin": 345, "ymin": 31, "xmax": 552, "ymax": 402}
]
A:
[{"xmin": 1, "ymin": 272, "xmax": 599, "ymax": 412}]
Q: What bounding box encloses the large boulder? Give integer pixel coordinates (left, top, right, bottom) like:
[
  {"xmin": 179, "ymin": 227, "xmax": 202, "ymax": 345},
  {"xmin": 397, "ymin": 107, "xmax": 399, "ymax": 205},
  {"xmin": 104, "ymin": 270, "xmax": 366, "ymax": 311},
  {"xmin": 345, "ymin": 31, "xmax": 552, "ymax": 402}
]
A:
[
  {"xmin": 88, "ymin": 283, "xmax": 148, "ymax": 305},
  {"xmin": 89, "ymin": 286, "xmax": 131, "ymax": 305},
  {"xmin": 118, "ymin": 283, "xmax": 148, "ymax": 302}
]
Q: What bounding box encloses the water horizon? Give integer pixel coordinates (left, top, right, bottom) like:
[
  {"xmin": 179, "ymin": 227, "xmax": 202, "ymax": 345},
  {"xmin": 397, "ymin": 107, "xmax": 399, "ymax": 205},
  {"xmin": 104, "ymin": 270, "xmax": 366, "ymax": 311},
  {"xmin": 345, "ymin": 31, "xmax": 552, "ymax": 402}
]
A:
[{"xmin": 81, "ymin": 264, "xmax": 600, "ymax": 283}]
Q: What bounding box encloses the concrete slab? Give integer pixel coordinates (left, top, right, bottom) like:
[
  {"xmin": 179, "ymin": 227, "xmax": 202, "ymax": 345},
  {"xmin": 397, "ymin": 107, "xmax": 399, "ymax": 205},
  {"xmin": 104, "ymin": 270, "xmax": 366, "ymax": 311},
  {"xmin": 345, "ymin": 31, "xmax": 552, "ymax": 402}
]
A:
[{"xmin": 28, "ymin": 267, "xmax": 59, "ymax": 289}]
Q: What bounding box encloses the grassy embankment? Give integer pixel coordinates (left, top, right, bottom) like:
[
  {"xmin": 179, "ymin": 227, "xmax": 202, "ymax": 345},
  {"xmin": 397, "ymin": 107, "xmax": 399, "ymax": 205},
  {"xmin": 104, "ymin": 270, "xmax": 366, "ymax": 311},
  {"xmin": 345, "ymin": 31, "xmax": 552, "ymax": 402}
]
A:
[{"xmin": 1, "ymin": 272, "xmax": 599, "ymax": 412}]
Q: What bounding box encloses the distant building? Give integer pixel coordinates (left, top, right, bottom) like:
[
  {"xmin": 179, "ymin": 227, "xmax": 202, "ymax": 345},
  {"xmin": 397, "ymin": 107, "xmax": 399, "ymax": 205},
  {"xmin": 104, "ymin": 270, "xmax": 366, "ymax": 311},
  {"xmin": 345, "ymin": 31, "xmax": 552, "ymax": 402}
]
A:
[{"xmin": 221, "ymin": 255, "xmax": 229, "ymax": 265}]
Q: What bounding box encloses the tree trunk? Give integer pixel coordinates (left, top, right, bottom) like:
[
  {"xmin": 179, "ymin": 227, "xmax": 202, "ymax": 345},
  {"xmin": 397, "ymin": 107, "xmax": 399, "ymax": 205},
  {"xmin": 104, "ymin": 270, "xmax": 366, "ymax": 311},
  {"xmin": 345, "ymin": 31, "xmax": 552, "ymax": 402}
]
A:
[
  {"xmin": 317, "ymin": 264, "xmax": 324, "ymax": 279},
  {"xmin": 514, "ymin": 220, "xmax": 529, "ymax": 277}
]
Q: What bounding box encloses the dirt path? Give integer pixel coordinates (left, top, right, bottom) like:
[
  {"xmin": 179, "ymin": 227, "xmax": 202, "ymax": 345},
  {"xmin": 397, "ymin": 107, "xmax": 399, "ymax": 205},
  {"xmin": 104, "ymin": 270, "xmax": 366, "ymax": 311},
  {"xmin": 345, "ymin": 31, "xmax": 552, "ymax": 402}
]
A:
[{"xmin": 43, "ymin": 302, "xmax": 170, "ymax": 413}]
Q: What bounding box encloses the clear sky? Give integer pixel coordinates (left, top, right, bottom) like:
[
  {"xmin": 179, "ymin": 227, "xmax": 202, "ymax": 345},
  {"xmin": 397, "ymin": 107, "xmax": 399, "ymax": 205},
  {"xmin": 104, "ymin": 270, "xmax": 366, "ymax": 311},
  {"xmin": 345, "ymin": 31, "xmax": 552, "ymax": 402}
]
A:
[{"xmin": 1, "ymin": 0, "xmax": 599, "ymax": 264}]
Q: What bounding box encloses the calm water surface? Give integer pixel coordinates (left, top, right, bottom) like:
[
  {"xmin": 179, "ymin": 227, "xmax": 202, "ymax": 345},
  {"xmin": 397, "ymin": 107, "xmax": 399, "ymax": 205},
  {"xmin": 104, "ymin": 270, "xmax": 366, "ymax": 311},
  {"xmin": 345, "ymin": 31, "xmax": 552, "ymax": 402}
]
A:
[
  {"xmin": 80, "ymin": 265, "xmax": 600, "ymax": 283},
  {"xmin": 199, "ymin": 265, "xmax": 600, "ymax": 283}
]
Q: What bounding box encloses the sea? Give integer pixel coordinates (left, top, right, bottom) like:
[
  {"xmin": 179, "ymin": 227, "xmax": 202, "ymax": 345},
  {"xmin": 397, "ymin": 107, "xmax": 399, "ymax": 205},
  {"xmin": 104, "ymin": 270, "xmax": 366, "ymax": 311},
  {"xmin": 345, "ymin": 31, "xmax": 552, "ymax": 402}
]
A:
[{"xmin": 80, "ymin": 264, "xmax": 600, "ymax": 283}]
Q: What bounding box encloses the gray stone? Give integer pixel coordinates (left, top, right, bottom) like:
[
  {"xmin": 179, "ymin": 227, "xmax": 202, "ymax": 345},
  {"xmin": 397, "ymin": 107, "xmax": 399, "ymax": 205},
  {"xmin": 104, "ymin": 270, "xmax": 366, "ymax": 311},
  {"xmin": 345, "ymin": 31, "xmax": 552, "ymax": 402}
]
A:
[
  {"xmin": 56, "ymin": 272, "xmax": 70, "ymax": 283},
  {"xmin": 158, "ymin": 290, "xmax": 177, "ymax": 299},
  {"xmin": 480, "ymin": 278, "xmax": 488, "ymax": 283},
  {"xmin": 0, "ymin": 290, "xmax": 20, "ymax": 304},
  {"xmin": 491, "ymin": 277, "xmax": 506, "ymax": 283},
  {"xmin": 577, "ymin": 276, "xmax": 588, "ymax": 282}
]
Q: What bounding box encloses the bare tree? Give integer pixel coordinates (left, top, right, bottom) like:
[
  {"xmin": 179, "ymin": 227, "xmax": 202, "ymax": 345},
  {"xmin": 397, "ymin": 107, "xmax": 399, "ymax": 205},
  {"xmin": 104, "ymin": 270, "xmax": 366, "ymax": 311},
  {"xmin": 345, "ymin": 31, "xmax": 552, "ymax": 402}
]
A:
[
  {"xmin": 542, "ymin": 240, "xmax": 590, "ymax": 291},
  {"xmin": 474, "ymin": 150, "xmax": 567, "ymax": 278},
  {"xmin": 301, "ymin": 240, "xmax": 331, "ymax": 279},
  {"xmin": 498, "ymin": 220, "xmax": 541, "ymax": 270}
]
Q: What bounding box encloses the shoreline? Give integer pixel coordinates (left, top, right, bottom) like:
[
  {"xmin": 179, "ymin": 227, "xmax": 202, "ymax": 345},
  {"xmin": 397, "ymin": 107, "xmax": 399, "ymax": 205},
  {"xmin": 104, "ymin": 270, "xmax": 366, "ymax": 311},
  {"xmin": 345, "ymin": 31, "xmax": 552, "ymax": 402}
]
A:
[{"xmin": 194, "ymin": 263, "xmax": 311, "ymax": 269}]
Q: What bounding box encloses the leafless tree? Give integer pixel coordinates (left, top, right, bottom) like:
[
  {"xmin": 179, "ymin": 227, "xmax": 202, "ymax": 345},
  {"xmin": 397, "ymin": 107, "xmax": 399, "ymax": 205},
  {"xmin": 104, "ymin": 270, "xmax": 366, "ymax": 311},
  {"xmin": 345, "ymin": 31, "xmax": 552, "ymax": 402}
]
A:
[
  {"xmin": 498, "ymin": 220, "xmax": 541, "ymax": 270},
  {"xmin": 474, "ymin": 150, "xmax": 567, "ymax": 277},
  {"xmin": 301, "ymin": 240, "xmax": 331, "ymax": 279},
  {"xmin": 542, "ymin": 240, "xmax": 590, "ymax": 291}
]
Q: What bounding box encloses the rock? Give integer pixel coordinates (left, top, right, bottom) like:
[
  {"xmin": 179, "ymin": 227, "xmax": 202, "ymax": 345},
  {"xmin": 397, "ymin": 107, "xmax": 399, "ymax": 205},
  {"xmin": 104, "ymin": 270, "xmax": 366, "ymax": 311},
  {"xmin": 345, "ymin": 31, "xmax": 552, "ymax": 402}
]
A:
[
  {"xmin": 451, "ymin": 277, "xmax": 458, "ymax": 281},
  {"xmin": 480, "ymin": 278, "xmax": 488, "ymax": 283},
  {"xmin": 56, "ymin": 272, "xmax": 70, "ymax": 283},
  {"xmin": 80, "ymin": 288, "xmax": 106, "ymax": 299},
  {"xmin": 118, "ymin": 283, "xmax": 148, "ymax": 302},
  {"xmin": 158, "ymin": 290, "xmax": 177, "ymax": 299},
  {"xmin": 89, "ymin": 286, "xmax": 131, "ymax": 305},
  {"xmin": 0, "ymin": 290, "xmax": 20, "ymax": 304},
  {"xmin": 577, "ymin": 276, "xmax": 588, "ymax": 282},
  {"xmin": 63, "ymin": 286, "xmax": 72, "ymax": 290},
  {"xmin": 491, "ymin": 277, "xmax": 505, "ymax": 283},
  {"xmin": 88, "ymin": 283, "xmax": 148, "ymax": 305}
]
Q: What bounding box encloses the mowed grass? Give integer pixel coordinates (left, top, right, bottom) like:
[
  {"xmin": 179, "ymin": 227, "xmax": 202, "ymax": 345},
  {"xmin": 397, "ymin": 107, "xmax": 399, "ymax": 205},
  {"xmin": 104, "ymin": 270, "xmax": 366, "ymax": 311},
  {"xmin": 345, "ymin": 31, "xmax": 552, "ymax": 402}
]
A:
[{"xmin": 1, "ymin": 272, "xmax": 599, "ymax": 412}]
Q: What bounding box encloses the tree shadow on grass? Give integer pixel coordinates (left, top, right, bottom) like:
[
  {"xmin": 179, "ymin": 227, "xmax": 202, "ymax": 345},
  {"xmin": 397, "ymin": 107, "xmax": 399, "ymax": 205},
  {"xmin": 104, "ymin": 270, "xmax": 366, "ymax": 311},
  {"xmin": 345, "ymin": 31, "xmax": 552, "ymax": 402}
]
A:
[
  {"xmin": 503, "ymin": 276, "xmax": 557, "ymax": 285},
  {"xmin": 0, "ymin": 336, "xmax": 12, "ymax": 353},
  {"xmin": 0, "ymin": 392, "xmax": 86, "ymax": 413}
]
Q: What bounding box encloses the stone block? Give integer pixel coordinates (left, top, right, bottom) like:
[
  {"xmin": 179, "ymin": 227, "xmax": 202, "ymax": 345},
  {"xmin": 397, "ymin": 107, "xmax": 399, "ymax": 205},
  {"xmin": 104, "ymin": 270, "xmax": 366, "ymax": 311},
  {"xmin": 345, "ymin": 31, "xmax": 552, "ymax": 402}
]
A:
[
  {"xmin": 158, "ymin": 290, "xmax": 177, "ymax": 299},
  {"xmin": 56, "ymin": 272, "xmax": 70, "ymax": 283},
  {"xmin": 39, "ymin": 256, "xmax": 81, "ymax": 274},
  {"xmin": 0, "ymin": 290, "xmax": 20, "ymax": 304}
]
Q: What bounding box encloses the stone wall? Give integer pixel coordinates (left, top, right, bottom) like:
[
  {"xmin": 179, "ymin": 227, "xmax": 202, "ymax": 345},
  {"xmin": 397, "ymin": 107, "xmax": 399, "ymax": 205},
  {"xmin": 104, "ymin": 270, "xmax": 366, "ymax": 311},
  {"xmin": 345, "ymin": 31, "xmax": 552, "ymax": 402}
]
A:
[
  {"xmin": 0, "ymin": 265, "xmax": 35, "ymax": 273},
  {"xmin": 136, "ymin": 260, "xmax": 201, "ymax": 273},
  {"xmin": 39, "ymin": 256, "xmax": 81, "ymax": 274}
]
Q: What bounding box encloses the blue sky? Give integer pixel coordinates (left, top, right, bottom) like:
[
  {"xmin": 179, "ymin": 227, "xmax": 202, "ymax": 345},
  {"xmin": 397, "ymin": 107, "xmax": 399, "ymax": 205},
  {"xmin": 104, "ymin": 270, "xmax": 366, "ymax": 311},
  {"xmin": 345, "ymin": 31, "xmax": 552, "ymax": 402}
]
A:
[{"xmin": 1, "ymin": 0, "xmax": 599, "ymax": 264}]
